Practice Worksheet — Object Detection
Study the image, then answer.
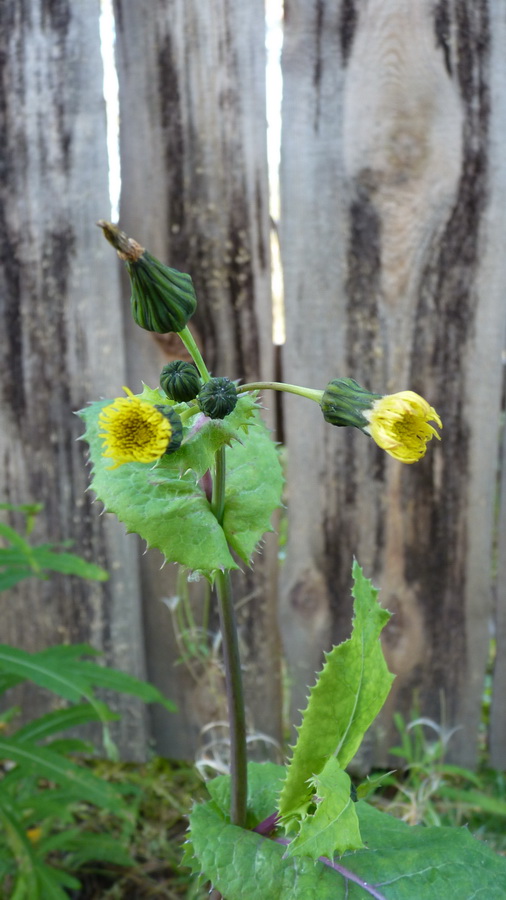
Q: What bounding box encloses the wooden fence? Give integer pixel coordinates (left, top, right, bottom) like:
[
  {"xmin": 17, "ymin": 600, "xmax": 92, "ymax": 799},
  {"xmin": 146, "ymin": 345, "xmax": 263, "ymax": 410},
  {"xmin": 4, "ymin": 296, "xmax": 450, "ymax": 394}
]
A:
[{"xmin": 1, "ymin": 0, "xmax": 505, "ymax": 769}]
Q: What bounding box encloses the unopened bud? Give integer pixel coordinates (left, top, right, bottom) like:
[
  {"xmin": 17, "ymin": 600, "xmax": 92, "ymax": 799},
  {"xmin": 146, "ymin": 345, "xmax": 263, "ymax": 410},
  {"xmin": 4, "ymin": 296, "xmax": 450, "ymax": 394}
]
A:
[{"xmin": 197, "ymin": 377, "xmax": 238, "ymax": 419}]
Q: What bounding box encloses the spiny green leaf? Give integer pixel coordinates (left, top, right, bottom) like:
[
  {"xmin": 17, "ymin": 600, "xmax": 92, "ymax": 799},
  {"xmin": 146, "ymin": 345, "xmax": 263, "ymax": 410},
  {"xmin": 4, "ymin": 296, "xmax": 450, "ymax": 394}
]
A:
[
  {"xmin": 223, "ymin": 421, "xmax": 284, "ymax": 563},
  {"xmin": 167, "ymin": 392, "xmax": 259, "ymax": 480},
  {"xmin": 285, "ymin": 759, "xmax": 363, "ymax": 859},
  {"xmin": 78, "ymin": 390, "xmax": 282, "ymax": 577},
  {"xmin": 79, "ymin": 399, "xmax": 237, "ymax": 575},
  {"xmin": 188, "ymin": 784, "xmax": 506, "ymax": 899},
  {"xmin": 279, "ymin": 561, "xmax": 394, "ymax": 823}
]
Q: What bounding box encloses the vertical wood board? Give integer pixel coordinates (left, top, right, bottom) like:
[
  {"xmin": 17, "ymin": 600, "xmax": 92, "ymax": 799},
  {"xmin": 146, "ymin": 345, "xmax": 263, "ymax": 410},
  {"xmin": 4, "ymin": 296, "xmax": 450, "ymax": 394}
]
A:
[
  {"xmin": 0, "ymin": 0, "xmax": 148, "ymax": 758},
  {"xmin": 114, "ymin": 0, "xmax": 282, "ymax": 759},
  {"xmin": 280, "ymin": 0, "xmax": 506, "ymax": 766}
]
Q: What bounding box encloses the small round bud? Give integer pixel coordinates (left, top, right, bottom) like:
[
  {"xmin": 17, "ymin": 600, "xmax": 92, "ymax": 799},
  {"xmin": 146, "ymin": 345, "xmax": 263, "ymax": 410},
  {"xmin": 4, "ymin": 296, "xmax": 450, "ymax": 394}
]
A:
[
  {"xmin": 154, "ymin": 405, "xmax": 184, "ymax": 455},
  {"xmin": 160, "ymin": 360, "xmax": 201, "ymax": 402},
  {"xmin": 197, "ymin": 377, "xmax": 238, "ymax": 419}
]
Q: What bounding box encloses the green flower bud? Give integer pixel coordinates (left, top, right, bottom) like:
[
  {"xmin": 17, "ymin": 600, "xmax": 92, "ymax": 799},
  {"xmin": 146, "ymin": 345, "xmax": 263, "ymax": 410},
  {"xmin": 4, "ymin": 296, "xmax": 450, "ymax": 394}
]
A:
[
  {"xmin": 97, "ymin": 220, "xmax": 197, "ymax": 334},
  {"xmin": 154, "ymin": 405, "xmax": 184, "ymax": 455},
  {"xmin": 320, "ymin": 378, "xmax": 382, "ymax": 430},
  {"xmin": 197, "ymin": 377, "xmax": 238, "ymax": 419},
  {"xmin": 160, "ymin": 360, "xmax": 201, "ymax": 403}
]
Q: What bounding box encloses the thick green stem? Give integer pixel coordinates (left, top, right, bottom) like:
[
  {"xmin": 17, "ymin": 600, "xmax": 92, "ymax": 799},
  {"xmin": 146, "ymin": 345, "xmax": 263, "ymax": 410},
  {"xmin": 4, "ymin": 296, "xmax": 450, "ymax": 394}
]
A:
[
  {"xmin": 211, "ymin": 446, "xmax": 226, "ymax": 523},
  {"xmin": 215, "ymin": 569, "xmax": 248, "ymax": 826},
  {"xmin": 238, "ymin": 381, "xmax": 324, "ymax": 403},
  {"xmin": 178, "ymin": 326, "xmax": 211, "ymax": 383},
  {"xmin": 213, "ymin": 445, "xmax": 247, "ymax": 827}
]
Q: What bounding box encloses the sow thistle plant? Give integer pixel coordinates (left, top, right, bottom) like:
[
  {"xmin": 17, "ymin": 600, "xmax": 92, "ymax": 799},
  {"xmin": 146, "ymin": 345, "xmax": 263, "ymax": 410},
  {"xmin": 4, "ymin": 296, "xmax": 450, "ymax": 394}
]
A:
[{"xmin": 79, "ymin": 223, "xmax": 506, "ymax": 899}]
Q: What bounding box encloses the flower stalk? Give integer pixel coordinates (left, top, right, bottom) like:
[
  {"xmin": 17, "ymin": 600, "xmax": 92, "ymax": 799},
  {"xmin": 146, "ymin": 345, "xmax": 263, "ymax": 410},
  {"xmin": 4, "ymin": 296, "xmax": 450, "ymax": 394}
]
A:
[
  {"xmin": 178, "ymin": 326, "xmax": 211, "ymax": 384},
  {"xmin": 213, "ymin": 445, "xmax": 247, "ymax": 827},
  {"xmin": 238, "ymin": 381, "xmax": 324, "ymax": 404}
]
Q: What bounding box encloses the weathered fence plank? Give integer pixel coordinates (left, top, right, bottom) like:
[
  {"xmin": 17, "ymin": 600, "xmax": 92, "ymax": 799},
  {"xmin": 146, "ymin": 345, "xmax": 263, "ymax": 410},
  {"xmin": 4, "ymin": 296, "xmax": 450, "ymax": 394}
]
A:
[
  {"xmin": 113, "ymin": 0, "xmax": 282, "ymax": 758},
  {"xmin": 280, "ymin": 0, "xmax": 506, "ymax": 767},
  {"xmin": 0, "ymin": 1, "xmax": 148, "ymax": 757}
]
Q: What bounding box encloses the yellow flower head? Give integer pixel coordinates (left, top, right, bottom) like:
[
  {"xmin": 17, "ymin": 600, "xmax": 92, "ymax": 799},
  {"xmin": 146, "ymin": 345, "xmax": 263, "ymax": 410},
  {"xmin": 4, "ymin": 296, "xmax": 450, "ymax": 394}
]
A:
[
  {"xmin": 364, "ymin": 391, "xmax": 442, "ymax": 463},
  {"xmin": 26, "ymin": 827, "xmax": 42, "ymax": 844},
  {"xmin": 98, "ymin": 387, "xmax": 172, "ymax": 468}
]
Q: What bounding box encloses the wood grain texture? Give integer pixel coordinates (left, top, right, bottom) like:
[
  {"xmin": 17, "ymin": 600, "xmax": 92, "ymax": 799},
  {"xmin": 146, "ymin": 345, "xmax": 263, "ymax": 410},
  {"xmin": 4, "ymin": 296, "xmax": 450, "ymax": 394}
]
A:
[
  {"xmin": 114, "ymin": 0, "xmax": 282, "ymax": 759},
  {"xmin": 486, "ymin": 3, "xmax": 506, "ymax": 769},
  {"xmin": 280, "ymin": 0, "xmax": 506, "ymax": 766},
  {"xmin": 0, "ymin": 1, "xmax": 149, "ymax": 756}
]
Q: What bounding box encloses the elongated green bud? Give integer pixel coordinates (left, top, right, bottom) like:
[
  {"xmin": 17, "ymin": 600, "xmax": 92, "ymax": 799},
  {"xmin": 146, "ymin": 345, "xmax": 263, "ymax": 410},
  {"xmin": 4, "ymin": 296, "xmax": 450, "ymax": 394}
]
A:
[
  {"xmin": 97, "ymin": 220, "xmax": 197, "ymax": 334},
  {"xmin": 198, "ymin": 377, "xmax": 238, "ymax": 419},
  {"xmin": 154, "ymin": 405, "xmax": 184, "ymax": 454},
  {"xmin": 160, "ymin": 360, "xmax": 201, "ymax": 402},
  {"xmin": 320, "ymin": 378, "xmax": 381, "ymax": 430}
]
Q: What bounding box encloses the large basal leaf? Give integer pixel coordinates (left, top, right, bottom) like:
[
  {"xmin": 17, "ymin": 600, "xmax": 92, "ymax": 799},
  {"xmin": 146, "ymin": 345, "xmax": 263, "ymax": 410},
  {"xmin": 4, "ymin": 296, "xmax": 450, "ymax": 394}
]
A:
[
  {"xmin": 279, "ymin": 561, "xmax": 394, "ymax": 825},
  {"xmin": 186, "ymin": 764, "xmax": 506, "ymax": 899},
  {"xmin": 78, "ymin": 391, "xmax": 283, "ymax": 577}
]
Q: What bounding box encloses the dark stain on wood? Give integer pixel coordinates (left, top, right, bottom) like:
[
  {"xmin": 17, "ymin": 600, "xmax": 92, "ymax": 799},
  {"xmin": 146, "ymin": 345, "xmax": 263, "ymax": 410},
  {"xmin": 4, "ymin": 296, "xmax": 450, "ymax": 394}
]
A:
[
  {"xmin": 317, "ymin": 176, "xmax": 388, "ymax": 645},
  {"xmin": 407, "ymin": 0, "xmax": 490, "ymax": 722},
  {"xmin": 0, "ymin": 205, "xmax": 26, "ymax": 416},
  {"xmin": 433, "ymin": 0, "xmax": 452, "ymax": 77},
  {"xmin": 41, "ymin": 0, "xmax": 71, "ymax": 34},
  {"xmin": 255, "ymin": 174, "xmax": 267, "ymax": 271},
  {"xmin": 158, "ymin": 32, "xmax": 186, "ymax": 250},
  {"xmin": 0, "ymin": 8, "xmax": 28, "ymax": 416},
  {"xmin": 112, "ymin": 0, "xmax": 124, "ymax": 34},
  {"xmin": 226, "ymin": 191, "xmax": 261, "ymax": 381},
  {"xmin": 313, "ymin": 0, "xmax": 324, "ymax": 90},
  {"xmin": 339, "ymin": 0, "xmax": 357, "ymax": 65},
  {"xmin": 313, "ymin": 0, "xmax": 325, "ymax": 131},
  {"xmin": 345, "ymin": 176, "xmax": 383, "ymax": 381}
]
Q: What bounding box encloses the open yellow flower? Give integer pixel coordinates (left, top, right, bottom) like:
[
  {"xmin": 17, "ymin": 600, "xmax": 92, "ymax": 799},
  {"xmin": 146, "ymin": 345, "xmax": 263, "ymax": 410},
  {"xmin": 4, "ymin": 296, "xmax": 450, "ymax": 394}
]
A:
[
  {"xmin": 363, "ymin": 391, "xmax": 442, "ymax": 463},
  {"xmin": 99, "ymin": 387, "xmax": 173, "ymax": 468},
  {"xmin": 320, "ymin": 379, "xmax": 442, "ymax": 463}
]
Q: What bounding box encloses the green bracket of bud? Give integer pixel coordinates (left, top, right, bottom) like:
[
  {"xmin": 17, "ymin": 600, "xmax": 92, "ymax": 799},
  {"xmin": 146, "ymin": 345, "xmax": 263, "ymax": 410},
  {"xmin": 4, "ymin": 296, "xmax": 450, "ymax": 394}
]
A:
[
  {"xmin": 320, "ymin": 378, "xmax": 382, "ymax": 430},
  {"xmin": 155, "ymin": 405, "xmax": 184, "ymax": 454}
]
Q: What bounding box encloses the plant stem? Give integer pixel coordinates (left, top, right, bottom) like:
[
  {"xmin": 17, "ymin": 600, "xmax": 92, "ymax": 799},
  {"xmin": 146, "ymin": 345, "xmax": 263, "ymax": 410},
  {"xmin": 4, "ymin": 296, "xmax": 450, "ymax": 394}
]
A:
[
  {"xmin": 213, "ymin": 445, "xmax": 247, "ymax": 827},
  {"xmin": 212, "ymin": 446, "xmax": 226, "ymax": 524},
  {"xmin": 276, "ymin": 838, "xmax": 389, "ymax": 900},
  {"xmin": 178, "ymin": 326, "xmax": 211, "ymax": 383},
  {"xmin": 238, "ymin": 381, "xmax": 324, "ymax": 403},
  {"xmin": 215, "ymin": 569, "xmax": 248, "ymax": 826}
]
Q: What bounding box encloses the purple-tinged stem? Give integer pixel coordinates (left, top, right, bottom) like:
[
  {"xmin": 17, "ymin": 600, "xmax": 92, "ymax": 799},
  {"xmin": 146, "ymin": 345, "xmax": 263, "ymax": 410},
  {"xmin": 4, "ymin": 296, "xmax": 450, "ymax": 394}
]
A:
[{"xmin": 276, "ymin": 837, "xmax": 389, "ymax": 900}]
